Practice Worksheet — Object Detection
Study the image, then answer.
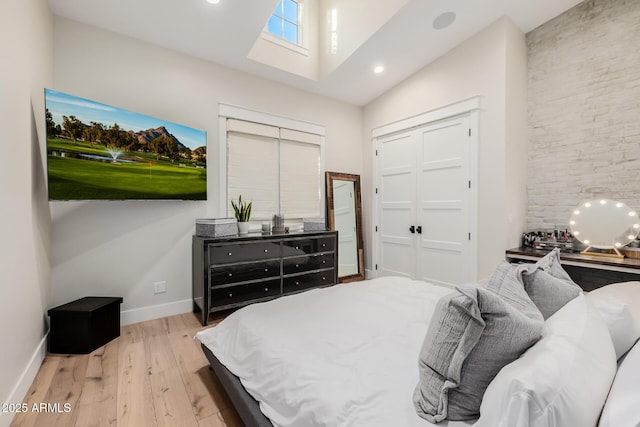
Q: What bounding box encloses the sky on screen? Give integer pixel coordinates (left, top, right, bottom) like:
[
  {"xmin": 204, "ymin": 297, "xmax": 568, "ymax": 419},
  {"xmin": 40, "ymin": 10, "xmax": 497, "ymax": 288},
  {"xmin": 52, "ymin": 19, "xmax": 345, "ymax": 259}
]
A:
[{"xmin": 45, "ymin": 89, "xmax": 206, "ymax": 150}]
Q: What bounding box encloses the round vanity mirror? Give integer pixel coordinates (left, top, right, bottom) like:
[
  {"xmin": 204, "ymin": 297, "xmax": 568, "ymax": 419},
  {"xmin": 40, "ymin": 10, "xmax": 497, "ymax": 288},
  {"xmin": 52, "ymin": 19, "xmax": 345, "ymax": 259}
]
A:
[{"xmin": 568, "ymin": 199, "xmax": 640, "ymax": 254}]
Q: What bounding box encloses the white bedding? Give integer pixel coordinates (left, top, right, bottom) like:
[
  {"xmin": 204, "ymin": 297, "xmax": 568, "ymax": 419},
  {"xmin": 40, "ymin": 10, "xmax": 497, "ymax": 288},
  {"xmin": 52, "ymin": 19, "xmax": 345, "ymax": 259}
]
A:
[{"xmin": 196, "ymin": 276, "xmax": 476, "ymax": 427}]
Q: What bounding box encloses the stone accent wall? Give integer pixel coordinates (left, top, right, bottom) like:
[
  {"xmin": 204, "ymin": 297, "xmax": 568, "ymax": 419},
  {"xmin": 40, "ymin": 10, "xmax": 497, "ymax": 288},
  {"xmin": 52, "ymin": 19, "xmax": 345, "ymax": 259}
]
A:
[{"xmin": 526, "ymin": 0, "xmax": 640, "ymax": 231}]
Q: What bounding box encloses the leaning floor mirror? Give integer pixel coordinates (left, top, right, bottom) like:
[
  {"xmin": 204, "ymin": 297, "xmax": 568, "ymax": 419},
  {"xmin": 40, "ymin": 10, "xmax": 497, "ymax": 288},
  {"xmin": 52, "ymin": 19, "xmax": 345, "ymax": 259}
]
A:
[{"xmin": 325, "ymin": 172, "xmax": 365, "ymax": 282}]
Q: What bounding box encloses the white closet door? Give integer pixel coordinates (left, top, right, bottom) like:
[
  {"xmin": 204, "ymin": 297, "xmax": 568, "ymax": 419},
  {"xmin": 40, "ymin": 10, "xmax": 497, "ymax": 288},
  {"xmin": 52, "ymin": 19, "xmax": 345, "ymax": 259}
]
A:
[
  {"xmin": 375, "ymin": 112, "xmax": 476, "ymax": 286},
  {"xmin": 416, "ymin": 115, "xmax": 472, "ymax": 286},
  {"xmin": 377, "ymin": 132, "xmax": 417, "ymax": 278}
]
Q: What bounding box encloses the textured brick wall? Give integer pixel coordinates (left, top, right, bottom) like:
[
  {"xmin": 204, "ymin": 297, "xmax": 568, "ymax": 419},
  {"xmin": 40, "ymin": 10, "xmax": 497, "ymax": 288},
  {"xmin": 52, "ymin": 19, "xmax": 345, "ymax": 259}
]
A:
[{"xmin": 526, "ymin": 0, "xmax": 640, "ymax": 231}]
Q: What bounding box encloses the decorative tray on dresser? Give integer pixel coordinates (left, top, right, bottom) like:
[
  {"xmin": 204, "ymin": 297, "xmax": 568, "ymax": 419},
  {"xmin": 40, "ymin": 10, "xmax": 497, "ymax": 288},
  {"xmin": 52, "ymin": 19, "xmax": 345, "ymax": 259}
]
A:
[{"xmin": 193, "ymin": 230, "xmax": 338, "ymax": 325}]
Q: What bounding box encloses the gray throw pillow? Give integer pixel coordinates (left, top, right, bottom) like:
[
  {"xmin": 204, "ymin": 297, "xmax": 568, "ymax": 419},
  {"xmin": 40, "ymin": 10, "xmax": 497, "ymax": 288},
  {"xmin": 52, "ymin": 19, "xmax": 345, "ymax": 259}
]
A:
[
  {"xmin": 520, "ymin": 265, "xmax": 581, "ymax": 319},
  {"xmin": 533, "ymin": 248, "xmax": 574, "ymax": 282},
  {"xmin": 413, "ymin": 283, "xmax": 544, "ymax": 423},
  {"xmin": 520, "ymin": 249, "xmax": 582, "ymax": 319}
]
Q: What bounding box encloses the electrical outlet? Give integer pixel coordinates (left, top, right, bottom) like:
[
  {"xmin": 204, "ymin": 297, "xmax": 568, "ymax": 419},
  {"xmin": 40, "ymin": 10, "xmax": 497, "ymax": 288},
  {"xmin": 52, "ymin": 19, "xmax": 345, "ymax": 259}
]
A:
[{"xmin": 154, "ymin": 281, "xmax": 167, "ymax": 294}]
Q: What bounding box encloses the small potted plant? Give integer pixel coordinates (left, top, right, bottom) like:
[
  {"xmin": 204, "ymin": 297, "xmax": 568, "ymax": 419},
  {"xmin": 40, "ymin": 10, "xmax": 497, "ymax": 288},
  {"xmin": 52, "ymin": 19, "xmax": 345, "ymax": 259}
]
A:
[{"xmin": 231, "ymin": 195, "xmax": 252, "ymax": 234}]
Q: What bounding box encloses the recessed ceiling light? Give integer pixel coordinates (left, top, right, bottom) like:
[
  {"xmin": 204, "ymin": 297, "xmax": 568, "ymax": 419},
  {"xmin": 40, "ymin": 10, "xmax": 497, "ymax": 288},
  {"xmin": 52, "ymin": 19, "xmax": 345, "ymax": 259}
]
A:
[
  {"xmin": 432, "ymin": 11, "xmax": 456, "ymax": 30},
  {"xmin": 206, "ymin": 0, "xmax": 220, "ymax": 4},
  {"xmin": 373, "ymin": 65, "xmax": 385, "ymax": 74}
]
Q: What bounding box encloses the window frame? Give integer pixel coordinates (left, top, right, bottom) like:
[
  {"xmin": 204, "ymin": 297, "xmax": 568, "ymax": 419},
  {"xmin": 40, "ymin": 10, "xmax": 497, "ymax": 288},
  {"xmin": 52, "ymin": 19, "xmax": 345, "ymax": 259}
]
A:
[
  {"xmin": 262, "ymin": 0, "xmax": 308, "ymax": 56},
  {"xmin": 218, "ymin": 103, "xmax": 325, "ymax": 228}
]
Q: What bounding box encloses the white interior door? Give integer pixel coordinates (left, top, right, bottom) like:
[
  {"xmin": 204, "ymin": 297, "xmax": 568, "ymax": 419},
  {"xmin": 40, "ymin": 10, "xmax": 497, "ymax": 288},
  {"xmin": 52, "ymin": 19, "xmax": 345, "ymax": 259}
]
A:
[
  {"xmin": 416, "ymin": 115, "xmax": 472, "ymax": 286},
  {"xmin": 377, "ymin": 132, "xmax": 416, "ymax": 278},
  {"xmin": 375, "ymin": 111, "xmax": 476, "ymax": 286}
]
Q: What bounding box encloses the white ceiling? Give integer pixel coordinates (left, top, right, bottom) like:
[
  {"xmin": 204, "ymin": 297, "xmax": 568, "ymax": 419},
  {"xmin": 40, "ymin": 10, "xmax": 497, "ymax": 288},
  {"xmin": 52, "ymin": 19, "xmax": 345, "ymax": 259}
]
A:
[{"xmin": 48, "ymin": 0, "xmax": 584, "ymax": 106}]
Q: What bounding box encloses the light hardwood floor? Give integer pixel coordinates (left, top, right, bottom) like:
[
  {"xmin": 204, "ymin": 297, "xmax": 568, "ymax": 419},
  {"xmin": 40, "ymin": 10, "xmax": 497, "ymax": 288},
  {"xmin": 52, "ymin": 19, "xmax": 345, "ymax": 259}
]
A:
[{"xmin": 11, "ymin": 312, "xmax": 243, "ymax": 427}]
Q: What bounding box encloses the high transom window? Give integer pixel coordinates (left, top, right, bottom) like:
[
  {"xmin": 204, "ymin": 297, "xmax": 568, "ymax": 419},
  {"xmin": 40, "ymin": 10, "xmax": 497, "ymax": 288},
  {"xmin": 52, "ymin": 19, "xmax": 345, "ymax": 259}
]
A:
[{"xmin": 268, "ymin": 0, "xmax": 301, "ymax": 45}]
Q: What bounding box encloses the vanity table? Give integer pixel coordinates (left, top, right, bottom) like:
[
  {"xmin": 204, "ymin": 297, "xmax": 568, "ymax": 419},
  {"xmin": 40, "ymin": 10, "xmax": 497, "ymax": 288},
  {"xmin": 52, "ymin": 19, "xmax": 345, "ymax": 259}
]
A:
[{"xmin": 506, "ymin": 247, "xmax": 640, "ymax": 291}]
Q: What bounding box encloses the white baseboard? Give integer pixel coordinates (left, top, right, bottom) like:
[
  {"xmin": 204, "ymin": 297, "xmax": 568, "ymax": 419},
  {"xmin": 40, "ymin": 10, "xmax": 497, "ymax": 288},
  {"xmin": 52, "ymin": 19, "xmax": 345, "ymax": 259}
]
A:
[
  {"xmin": 0, "ymin": 331, "xmax": 48, "ymax": 427},
  {"xmin": 120, "ymin": 299, "xmax": 193, "ymax": 325}
]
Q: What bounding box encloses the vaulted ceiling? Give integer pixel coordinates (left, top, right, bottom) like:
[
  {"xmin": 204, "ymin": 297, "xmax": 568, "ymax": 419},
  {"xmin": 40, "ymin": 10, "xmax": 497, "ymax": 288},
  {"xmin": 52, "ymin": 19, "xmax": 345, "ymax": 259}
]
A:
[{"xmin": 48, "ymin": 0, "xmax": 584, "ymax": 106}]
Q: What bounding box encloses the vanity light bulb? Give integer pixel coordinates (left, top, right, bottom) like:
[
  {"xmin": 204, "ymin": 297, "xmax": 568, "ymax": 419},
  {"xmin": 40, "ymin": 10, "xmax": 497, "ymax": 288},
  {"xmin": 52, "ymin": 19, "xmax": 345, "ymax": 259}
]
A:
[
  {"xmin": 634, "ymin": 224, "xmax": 640, "ymax": 229},
  {"xmin": 628, "ymin": 235, "xmax": 635, "ymax": 240},
  {"xmin": 584, "ymin": 240, "xmax": 590, "ymax": 244},
  {"xmin": 600, "ymin": 200, "xmax": 607, "ymax": 205},
  {"xmin": 615, "ymin": 242, "xmax": 622, "ymax": 247},
  {"xmin": 574, "ymin": 210, "xmax": 581, "ymax": 215},
  {"xmin": 570, "ymin": 220, "xmax": 576, "ymax": 225},
  {"xmin": 574, "ymin": 231, "xmax": 580, "ymax": 236},
  {"xmin": 617, "ymin": 203, "xmax": 624, "ymax": 208},
  {"xmin": 630, "ymin": 212, "xmax": 637, "ymax": 217},
  {"xmin": 585, "ymin": 203, "xmax": 592, "ymax": 208}
]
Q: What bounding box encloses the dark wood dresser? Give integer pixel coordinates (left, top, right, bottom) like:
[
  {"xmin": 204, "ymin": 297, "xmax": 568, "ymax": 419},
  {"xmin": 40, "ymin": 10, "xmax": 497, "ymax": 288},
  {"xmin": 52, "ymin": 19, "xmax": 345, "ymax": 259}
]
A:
[{"xmin": 193, "ymin": 230, "xmax": 338, "ymax": 325}]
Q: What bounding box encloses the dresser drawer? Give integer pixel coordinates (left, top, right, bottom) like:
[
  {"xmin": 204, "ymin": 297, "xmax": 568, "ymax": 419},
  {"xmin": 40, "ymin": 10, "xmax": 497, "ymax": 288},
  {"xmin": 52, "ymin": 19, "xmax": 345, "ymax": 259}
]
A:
[
  {"xmin": 209, "ymin": 241, "xmax": 281, "ymax": 264},
  {"xmin": 283, "ymin": 253, "xmax": 335, "ymax": 275},
  {"xmin": 210, "ymin": 279, "xmax": 281, "ymax": 308},
  {"xmin": 283, "ymin": 271, "xmax": 335, "ymax": 293},
  {"xmin": 282, "ymin": 237, "xmax": 335, "ymax": 255},
  {"xmin": 210, "ymin": 260, "xmax": 280, "ymax": 286}
]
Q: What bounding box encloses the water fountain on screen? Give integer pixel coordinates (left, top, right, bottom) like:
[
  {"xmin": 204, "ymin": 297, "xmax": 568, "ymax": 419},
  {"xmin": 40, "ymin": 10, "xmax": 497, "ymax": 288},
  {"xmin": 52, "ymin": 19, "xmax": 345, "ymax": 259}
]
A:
[{"xmin": 107, "ymin": 147, "xmax": 122, "ymax": 163}]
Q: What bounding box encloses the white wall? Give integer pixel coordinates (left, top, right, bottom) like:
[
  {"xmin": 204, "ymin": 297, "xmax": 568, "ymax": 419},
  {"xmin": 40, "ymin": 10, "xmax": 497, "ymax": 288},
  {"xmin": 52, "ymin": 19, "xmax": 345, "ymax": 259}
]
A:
[
  {"xmin": 363, "ymin": 17, "xmax": 528, "ymax": 279},
  {"xmin": 319, "ymin": 0, "xmax": 408, "ymax": 76},
  {"xmin": 505, "ymin": 18, "xmax": 529, "ymax": 256},
  {"xmin": 51, "ymin": 17, "xmax": 363, "ymax": 323},
  {"xmin": 0, "ymin": 0, "xmax": 52, "ymax": 424}
]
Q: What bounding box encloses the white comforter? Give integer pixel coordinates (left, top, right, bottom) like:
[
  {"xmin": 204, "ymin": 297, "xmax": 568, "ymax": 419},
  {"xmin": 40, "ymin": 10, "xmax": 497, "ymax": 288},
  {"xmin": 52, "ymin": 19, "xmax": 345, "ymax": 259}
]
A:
[{"xmin": 196, "ymin": 276, "xmax": 475, "ymax": 427}]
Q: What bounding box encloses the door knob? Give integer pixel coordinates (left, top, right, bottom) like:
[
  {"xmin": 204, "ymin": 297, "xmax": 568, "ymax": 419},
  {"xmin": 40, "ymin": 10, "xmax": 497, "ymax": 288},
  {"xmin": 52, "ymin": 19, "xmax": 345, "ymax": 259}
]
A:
[
  {"xmin": 409, "ymin": 225, "xmax": 415, "ymax": 234},
  {"xmin": 416, "ymin": 226, "xmax": 422, "ymax": 234}
]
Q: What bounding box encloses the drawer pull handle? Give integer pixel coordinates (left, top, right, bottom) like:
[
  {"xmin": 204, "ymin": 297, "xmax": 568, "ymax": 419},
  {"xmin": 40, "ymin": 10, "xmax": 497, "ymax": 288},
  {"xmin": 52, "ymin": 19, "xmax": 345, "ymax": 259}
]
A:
[
  {"xmin": 322, "ymin": 243, "xmax": 326, "ymax": 247},
  {"xmin": 228, "ymin": 293, "xmax": 233, "ymax": 298},
  {"xmin": 228, "ymin": 273, "xmax": 233, "ymax": 277},
  {"xmin": 264, "ymin": 287, "xmax": 269, "ymax": 292},
  {"xmin": 264, "ymin": 249, "xmax": 268, "ymax": 253},
  {"xmin": 295, "ymin": 264, "xmax": 299, "ymax": 268},
  {"xmin": 264, "ymin": 268, "xmax": 269, "ymax": 272},
  {"xmin": 295, "ymin": 246, "xmax": 300, "ymax": 250},
  {"xmin": 228, "ymin": 252, "xmax": 232, "ymax": 256},
  {"xmin": 322, "ymin": 277, "xmax": 326, "ymax": 281},
  {"xmin": 322, "ymin": 260, "xmax": 326, "ymax": 264},
  {"xmin": 295, "ymin": 281, "xmax": 300, "ymax": 286}
]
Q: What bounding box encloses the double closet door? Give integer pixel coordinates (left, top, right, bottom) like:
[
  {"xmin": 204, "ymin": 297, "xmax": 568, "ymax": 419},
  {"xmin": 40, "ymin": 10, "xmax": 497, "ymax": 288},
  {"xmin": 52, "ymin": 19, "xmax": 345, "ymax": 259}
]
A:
[{"xmin": 375, "ymin": 112, "xmax": 477, "ymax": 287}]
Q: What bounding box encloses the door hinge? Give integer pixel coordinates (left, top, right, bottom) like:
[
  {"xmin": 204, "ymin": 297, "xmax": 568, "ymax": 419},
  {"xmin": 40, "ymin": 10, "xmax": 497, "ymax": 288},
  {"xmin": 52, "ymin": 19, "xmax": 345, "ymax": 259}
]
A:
[
  {"xmin": 468, "ymin": 180, "xmax": 471, "ymax": 189},
  {"xmin": 375, "ymin": 187, "xmax": 378, "ymax": 194},
  {"xmin": 375, "ymin": 149, "xmax": 378, "ymax": 156},
  {"xmin": 375, "ymin": 226, "xmax": 378, "ymax": 232},
  {"xmin": 468, "ymin": 232, "xmax": 471, "ymax": 240},
  {"xmin": 468, "ymin": 128, "xmax": 471, "ymax": 137},
  {"xmin": 375, "ymin": 264, "xmax": 378, "ymax": 270}
]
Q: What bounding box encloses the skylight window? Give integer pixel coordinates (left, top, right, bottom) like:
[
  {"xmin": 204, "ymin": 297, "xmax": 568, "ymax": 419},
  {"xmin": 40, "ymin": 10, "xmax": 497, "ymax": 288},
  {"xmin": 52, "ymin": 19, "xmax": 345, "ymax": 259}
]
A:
[{"xmin": 268, "ymin": 0, "xmax": 301, "ymax": 45}]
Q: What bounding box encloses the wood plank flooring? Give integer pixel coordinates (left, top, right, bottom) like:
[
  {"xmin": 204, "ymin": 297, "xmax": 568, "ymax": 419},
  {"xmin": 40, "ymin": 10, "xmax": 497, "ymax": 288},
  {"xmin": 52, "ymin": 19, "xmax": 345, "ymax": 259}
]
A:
[{"xmin": 11, "ymin": 312, "xmax": 243, "ymax": 427}]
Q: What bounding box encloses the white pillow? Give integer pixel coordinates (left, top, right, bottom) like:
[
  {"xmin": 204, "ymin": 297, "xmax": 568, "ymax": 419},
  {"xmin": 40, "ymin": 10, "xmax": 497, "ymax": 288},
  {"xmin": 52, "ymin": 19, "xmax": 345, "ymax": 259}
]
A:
[
  {"xmin": 474, "ymin": 293, "xmax": 616, "ymax": 427},
  {"xmin": 599, "ymin": 339, "xmax": 640, "ymax": 427},
  {"xmin": 587, "ymin": 281, "xmax": 640, "ymax": 359}
]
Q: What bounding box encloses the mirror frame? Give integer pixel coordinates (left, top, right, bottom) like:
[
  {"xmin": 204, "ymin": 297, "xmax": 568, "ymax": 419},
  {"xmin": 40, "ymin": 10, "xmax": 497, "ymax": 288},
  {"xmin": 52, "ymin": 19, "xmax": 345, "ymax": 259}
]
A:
[{"xmin": 325, "ymin": 171, "xmax": 365, "ymax": 283}]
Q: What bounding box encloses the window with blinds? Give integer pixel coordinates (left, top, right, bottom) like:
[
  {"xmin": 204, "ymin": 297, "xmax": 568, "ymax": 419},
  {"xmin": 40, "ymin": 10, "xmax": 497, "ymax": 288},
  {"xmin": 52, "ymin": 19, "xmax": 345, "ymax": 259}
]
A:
[{"xmin": 226, "ymin": 118, "xmax": 323, "ymax": 228}]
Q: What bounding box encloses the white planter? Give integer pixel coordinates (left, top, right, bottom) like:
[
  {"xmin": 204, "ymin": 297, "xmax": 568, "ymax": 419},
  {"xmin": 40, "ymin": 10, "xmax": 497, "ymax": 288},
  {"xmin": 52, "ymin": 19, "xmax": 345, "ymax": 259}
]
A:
[{"xmin": 237, "ymin": 222, "xmax": 250, "ymax": 234}]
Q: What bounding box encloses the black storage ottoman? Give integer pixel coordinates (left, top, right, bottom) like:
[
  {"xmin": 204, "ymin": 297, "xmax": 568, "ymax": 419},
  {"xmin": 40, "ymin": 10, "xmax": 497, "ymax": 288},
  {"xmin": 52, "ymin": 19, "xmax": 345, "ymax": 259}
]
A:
[{"xmin": 48, "ymin": 296, "xmax": 123, "ymax": 354}]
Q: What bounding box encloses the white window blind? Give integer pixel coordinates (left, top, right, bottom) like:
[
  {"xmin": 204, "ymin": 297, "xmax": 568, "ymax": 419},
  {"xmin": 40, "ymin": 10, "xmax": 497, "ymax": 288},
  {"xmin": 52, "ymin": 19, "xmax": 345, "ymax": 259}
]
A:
[{"xmin": 226, "ymin": 118, "xmax": 322, "ymax": 226}]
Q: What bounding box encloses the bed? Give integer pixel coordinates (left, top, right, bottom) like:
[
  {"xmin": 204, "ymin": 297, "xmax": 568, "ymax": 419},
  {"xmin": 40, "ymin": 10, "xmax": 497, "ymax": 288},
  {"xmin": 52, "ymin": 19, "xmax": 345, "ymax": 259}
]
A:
[{"xmin": 195, "ymin": 250, "xmax": 640, "ymax": 427}]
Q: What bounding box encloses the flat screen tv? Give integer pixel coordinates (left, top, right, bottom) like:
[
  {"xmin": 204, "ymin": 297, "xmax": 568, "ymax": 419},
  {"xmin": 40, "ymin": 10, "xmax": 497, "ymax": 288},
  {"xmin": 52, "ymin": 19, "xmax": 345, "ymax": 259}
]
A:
[{"xmin": 45, "ymin": 88, "xmax": 207, "ymax": 200}]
